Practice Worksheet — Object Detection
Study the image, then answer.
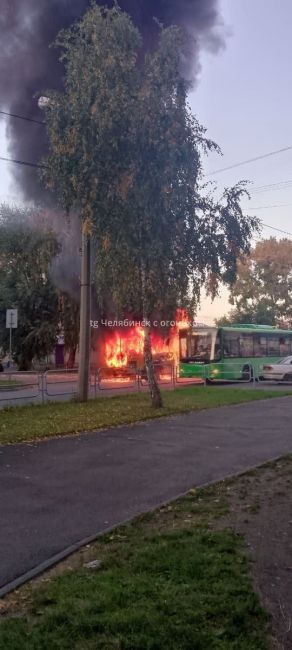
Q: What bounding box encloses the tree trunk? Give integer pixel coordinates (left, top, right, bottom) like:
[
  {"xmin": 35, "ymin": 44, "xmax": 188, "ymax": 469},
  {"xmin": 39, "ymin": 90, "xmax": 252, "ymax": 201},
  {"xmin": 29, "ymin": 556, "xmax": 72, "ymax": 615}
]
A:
[
  {"xmin": 140, "ymin": 249, "xmax": 163, "ymax": 408},
  {"xmin": 143, "ymin": 325, "xmax": 163, "ymax": 409},
  {"xmin": 18, "ymin": 354, "xmax": 32, "ymax": 371},
  {"xmin": 67, "ymin": 346, "xmax": 76, "ymax": 369}
]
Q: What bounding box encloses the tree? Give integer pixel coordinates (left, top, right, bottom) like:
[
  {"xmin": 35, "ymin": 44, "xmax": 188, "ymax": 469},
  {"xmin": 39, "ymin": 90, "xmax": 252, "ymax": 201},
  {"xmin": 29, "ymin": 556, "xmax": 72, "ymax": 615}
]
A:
[
  {"xmin": 217, "ymin": 238, "xmax": 292, "ymax": 327},
  {"xmin": 0, "ymin": 205, "xmax": 60, "ymax": 370},
  {"xmin": 42, "ymin": 5, "xmax": 259, "ymax": 407}
]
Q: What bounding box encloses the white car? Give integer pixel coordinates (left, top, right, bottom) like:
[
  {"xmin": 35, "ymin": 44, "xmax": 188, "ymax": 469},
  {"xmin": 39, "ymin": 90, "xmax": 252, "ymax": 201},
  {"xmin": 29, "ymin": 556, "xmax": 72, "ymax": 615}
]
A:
[{"xmin": 262, "ymin": 356, "xmax": 292, "ymax": 381}]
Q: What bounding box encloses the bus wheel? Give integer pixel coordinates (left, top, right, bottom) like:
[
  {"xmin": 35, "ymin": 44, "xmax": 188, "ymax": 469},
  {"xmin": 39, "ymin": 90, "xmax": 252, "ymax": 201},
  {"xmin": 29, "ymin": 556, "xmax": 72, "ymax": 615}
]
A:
[{"xmin": 242, "ymin": 364, "xmax": 253, "ymax": 382}]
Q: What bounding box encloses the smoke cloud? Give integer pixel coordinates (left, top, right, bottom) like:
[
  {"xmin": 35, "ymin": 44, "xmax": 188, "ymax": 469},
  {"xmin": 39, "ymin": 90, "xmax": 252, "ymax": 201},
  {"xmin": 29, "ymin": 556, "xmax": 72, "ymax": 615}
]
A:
[
  {"xmin": 0, "ymin": 0, "xmax": 223, "ymax": 201},
  {"xmin": 46, "ymin": 211, "xmax": 81, "ymax": 302}
]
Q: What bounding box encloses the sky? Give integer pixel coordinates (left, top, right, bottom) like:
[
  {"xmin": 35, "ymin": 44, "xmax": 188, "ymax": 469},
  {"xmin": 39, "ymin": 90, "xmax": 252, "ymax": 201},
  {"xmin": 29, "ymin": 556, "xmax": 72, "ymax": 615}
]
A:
[
  {"xmin": 193, "ymin": 0, "xmax": 292, "ymax": 323},
  {"xmin": 0, "ymin": 0, "xmax": 292, "ymax": 324}
]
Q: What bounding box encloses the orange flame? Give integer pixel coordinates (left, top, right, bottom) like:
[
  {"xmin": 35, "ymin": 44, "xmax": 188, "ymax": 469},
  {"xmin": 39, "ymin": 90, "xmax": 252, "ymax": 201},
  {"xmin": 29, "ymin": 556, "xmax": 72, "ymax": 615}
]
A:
[
  {"xmin": 176, "ymin": 308, "xmax": 191, "ymax": 331},
  {"xmin": 103, "ymin": 311, "xmax": 191, "ymax": 369},
  {"xmin": 105, "ymin": 328, "xmax": 144, "ymax": 368}
]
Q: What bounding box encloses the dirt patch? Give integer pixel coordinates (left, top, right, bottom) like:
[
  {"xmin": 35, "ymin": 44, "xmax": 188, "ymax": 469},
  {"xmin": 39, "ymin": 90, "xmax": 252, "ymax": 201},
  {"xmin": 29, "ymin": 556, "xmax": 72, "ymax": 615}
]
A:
[{"xmin": 216, "ymin": 456, "xmax": 292, "ymax": 649}]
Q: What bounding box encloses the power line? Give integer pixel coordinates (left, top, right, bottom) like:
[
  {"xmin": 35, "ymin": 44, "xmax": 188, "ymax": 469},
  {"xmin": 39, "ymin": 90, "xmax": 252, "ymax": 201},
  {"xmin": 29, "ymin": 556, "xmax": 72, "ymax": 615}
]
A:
[
  {"xmin": 0, "ymin": 110, "xmax": 45, "ymax": 126},
  {"xmin": 248, "ymin": 203, "xmax": 292, "ymax": 210},
  {"xmin": 0, "ymin": 155, "xmax": 46, "ymax": 169},
  {"xmin": 251, "ymin": 179, "xmax": 292, "ymax": 193},
  {"xmin": 207, "ymin": 146, "xmax": 292, "ymax": 176},
  {"xmin": 260, "ymin": 222, "xmax": 292, "ymax": 237},
  {"xmin": 2, "ymin": 107, "xmax": 292, "ymax": 185},
  {"xmin": 0, "ymin": 150, "xmax": 291, "ymax": 237},
  {"xmin": 243, "ymin": 215, "xmax": 292, "ymax": 238}
]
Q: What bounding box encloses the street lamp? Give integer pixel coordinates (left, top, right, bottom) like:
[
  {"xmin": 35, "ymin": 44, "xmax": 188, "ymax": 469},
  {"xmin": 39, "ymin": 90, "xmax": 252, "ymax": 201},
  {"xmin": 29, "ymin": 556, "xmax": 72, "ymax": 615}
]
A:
[
  {"xmin": 38, "ymin": 95, "xmax": 91, "ymax": 401},
  {"xmin": 38, "ymin": 96, "xmax": 51, "ymax": 110}
]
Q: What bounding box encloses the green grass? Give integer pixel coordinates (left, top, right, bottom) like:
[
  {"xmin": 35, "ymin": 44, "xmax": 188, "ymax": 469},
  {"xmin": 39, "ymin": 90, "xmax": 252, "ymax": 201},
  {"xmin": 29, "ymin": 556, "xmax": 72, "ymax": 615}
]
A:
[
  {"xmin": 0, "ymin": 486, "xmax": 269, "ymax": 650},
  {"xmin": 0, "ymin": 378, "xmax": 22, "ymax": 389},
  {"xmin": 0, "ymin": 386, "xmax": 290, "ymax": 445}
]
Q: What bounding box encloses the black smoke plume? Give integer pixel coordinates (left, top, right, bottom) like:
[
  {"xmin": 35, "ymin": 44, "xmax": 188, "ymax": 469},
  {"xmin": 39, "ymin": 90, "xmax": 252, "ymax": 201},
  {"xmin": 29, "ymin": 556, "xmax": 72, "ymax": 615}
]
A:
[{"xmin": 0, "ymin": 0, "xmax": 223, "ymax": 201}]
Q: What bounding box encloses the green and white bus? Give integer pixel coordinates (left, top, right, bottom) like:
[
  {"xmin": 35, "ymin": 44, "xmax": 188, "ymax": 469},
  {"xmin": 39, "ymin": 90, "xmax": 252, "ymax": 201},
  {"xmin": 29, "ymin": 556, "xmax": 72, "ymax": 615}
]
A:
[{"xmin": 179, "ymin": 323, "xmax": 292, "ymax": 381}]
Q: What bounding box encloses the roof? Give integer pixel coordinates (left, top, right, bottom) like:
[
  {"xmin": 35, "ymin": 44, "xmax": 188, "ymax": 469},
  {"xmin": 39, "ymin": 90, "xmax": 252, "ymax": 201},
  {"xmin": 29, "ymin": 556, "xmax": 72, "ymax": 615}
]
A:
[
  {"xmin": 191, "ymin": 324, "xmax": 292, "ymax": 335},
  {"xmin": 220, "ymin": 324, "xmax": 292, "ymax": 335}
]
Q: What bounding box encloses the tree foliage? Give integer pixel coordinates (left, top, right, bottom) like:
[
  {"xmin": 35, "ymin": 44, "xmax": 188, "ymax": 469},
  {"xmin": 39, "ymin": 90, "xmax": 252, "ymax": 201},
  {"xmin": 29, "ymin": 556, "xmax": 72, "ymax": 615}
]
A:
[
  {"xmin": 0, "ymin": 205, "xmax": 81, "ymax": 370},
  {"xmin": 41, "ymin": 5, "xmax": 260, "ymax": 406},
  {"xmin": 0, "ymin": 205, "xmax": 60, "ymax": 369},
  {"xmin": 217, "ymin": 238, "xmax": 292, "ymax": 327}
]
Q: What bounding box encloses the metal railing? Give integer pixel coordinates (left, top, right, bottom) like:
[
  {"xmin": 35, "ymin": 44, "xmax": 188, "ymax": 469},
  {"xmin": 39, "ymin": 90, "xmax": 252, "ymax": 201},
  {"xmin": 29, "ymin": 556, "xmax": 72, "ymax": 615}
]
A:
[
  {"xmin": 95, "ymin": 367, "xmax": 138, "ymax": 392},
  {"xmin": 0, "ymin": 371, "xmax": 41, "ymax": 403},
  {"xmin": 44, "ymin": 369, "xmax": 79, "ymax": 397},
  {"xmin": 0, "ymin": 364, "xmax": 177, "ymax": 406},
  {"xmin": 205, "ymin": 363, "xmax": 253, "ymax": 384},
  {"xmin": 3, "ymin": 360, "xmax": 291, "ymax": 408},
  {"xmin": 176, "ymin": 365, "xmax": 206, "ymax": 385},
  {"xmin": 138, "ymin": 364, "xmax": 175, "ymax": 389}
]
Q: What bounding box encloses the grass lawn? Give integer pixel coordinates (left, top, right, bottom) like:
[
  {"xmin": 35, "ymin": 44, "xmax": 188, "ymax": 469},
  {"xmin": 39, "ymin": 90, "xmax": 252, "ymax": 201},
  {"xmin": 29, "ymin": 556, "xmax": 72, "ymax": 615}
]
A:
[
  {"xmin": 0, "ymin": 483, "xmax": 269, "ymax": 650},
  {"xmin": 0, "ymin": 378, "xmax": 22, "ymax": 390},
  {"xmin": 0, "ymin": 386, "xmax": 290, "ymax": 445}
]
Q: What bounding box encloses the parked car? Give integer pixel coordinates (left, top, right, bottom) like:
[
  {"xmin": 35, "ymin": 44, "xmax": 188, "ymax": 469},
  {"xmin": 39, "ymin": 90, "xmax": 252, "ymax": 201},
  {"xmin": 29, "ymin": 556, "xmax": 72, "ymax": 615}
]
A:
[{"xmin": 262, "ymin": 356, "xmax": 292, "ymax": 381}]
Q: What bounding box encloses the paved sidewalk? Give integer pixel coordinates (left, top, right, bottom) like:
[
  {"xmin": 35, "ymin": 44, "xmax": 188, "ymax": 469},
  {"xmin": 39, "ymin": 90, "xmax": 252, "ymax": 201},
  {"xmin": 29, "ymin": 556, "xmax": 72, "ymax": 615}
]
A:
[{"xmin": 1, "ymin": 396, "xmax": 292, "ymax": 593}]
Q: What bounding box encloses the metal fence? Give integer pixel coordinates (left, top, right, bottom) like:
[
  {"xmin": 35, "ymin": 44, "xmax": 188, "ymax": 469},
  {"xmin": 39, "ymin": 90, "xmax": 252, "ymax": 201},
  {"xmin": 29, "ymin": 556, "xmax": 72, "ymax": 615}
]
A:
[
  {"xmin": 0, "ymin": 365, "xmax": 177, "ymax": 406},
  {"xmin": 139, "ymin": 364, "xmax": 175, "ymax": 389},
  {"xmin": 0, "ymin": 371, "xmax": 41, "ymax": 403},
  {"xmin": 44, "ymin": 369, "xmax": 79, "ymax": 397},
  {"xmin": 176, "ymin": 365, "xmax": 206, "ymax": 385},
  {"xmin": 2, "ymin": 361, "xmax": 291, "ymax": 408},
  {"xmin": 95, "ymin": 367, "xmax": 138, "ymax": 392},
  {"xmin": 204, "ymin": 363, "xmax": 254, "ymax": 384}
]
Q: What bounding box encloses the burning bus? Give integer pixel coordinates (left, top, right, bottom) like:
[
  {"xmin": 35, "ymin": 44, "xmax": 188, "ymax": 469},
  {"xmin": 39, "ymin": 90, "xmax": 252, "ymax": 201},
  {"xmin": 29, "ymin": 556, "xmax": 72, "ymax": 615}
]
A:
[
  {"xmin": 94, "ymin": 325, "xmax": 177, "ymax": 381},
  {"xmin": 92, "ymin": 311, "xmax": 191, "ymax": 381}
]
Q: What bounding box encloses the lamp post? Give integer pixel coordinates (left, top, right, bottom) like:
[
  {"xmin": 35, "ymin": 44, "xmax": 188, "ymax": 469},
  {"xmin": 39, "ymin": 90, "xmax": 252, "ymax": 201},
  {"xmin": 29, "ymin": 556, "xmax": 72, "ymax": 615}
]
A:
[{"xmin": 38, "ymin": 96, "xmax": 91, "ymax": 402}]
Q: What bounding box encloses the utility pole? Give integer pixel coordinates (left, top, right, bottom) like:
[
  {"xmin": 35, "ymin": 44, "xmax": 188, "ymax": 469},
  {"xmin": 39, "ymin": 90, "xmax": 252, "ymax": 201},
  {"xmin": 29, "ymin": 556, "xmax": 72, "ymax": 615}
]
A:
[
  {"xmin": 38, "ymin": 96, "xmax": 92, "ymax": 400},
  {"xmin": 78, "ymin": 226, "xmax": 91, "ymax": 401}
]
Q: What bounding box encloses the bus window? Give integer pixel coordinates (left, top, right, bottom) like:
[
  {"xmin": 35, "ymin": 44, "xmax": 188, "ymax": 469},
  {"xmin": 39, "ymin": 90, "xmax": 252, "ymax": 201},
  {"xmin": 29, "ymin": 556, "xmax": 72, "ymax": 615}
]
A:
[
  {"xmin": 267, "ymin": 335, "xmax": 280, "ymax": 356},
  {"xmin": 239, "ymin": 334, "xmax": 253, "ymax": 357},
  {"xmin": 223, "ymin": 332, "xmax": 240, "ymax": 358},
  {"xmin": 253, "ymin": 334, "xmax": 267, "ymax": 357},
  {"xmin": 260, "ymin": 336, "xmax": 267, "ymax": 355},
  {"xmin": 253, "ymin": 335, "xmax": 267, "ymax": 357},
  {"xmin": 189, "ymin": 333, "xmax": 212, "ymax": 361},
  {"xmin": 279, "ymin": 337, "xmax": 290, "ymax": 356}
]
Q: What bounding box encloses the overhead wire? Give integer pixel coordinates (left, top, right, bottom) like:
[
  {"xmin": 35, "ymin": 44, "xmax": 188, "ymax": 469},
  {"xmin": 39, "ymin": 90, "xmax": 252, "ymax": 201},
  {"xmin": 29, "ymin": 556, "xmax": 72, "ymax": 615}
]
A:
[
  {"xmin": 247, "ymin": 203, "xmax": 292, "ymax": 210},
  {"xmin": 1, "ymin": 108, "xmax": 292, "ymax": 237},
  {"xmin": 0, "ymin": 155, "xmax": 46, "ymax": 169},
  {"xmin": 207, "ymin": 145, "xmax": 292, "ymax": 176},
  {"xmin": 250, "ymin": 179, "xmax": 292, "ymax": 194},
  {"xmin": 0, "ymin": 109, "xmax": 45, "ymax": 126},
  {"xmin": 258, "ymin": 222, "xmax": 292, "ymax": 237}
]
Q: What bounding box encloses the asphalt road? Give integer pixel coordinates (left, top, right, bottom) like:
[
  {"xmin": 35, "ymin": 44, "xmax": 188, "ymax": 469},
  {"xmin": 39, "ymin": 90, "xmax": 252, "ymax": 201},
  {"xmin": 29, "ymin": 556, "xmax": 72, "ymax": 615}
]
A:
[{"xmin": 1, "ymin": 395, "xmax": 292, "ymax": 594}]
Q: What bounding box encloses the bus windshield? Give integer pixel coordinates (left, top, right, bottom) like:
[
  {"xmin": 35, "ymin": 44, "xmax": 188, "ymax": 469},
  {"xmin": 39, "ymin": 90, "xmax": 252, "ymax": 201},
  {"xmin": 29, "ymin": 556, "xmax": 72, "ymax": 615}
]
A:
[{"xmin": 189, "ymin": 333, "xmax": 212, "ymax": 361}]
